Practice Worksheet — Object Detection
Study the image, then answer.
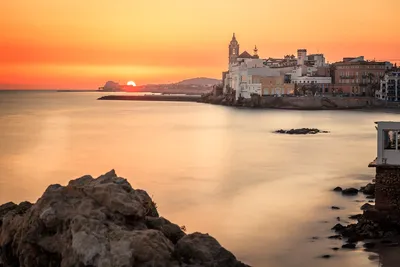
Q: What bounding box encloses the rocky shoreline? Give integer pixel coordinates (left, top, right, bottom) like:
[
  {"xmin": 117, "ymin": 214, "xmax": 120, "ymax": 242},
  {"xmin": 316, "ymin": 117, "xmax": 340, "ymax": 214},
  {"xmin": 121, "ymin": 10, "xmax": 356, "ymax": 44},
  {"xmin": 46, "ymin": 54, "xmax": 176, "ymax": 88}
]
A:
[
  {"xmin": 0, "ymin": 170, "xmax": 249, "ymax": 267},
  {"xmin": 322, "ymin": 181, "xmax": 400, "ymax": 257}
]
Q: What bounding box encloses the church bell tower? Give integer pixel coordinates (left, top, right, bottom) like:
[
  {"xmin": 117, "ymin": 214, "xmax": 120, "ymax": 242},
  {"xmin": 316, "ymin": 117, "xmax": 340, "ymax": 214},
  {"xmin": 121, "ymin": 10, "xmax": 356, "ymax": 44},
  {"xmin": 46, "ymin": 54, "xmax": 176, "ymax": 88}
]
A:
[{"xmin": 229, "ymin": 33, "xmax": 240, "ymax": 65}]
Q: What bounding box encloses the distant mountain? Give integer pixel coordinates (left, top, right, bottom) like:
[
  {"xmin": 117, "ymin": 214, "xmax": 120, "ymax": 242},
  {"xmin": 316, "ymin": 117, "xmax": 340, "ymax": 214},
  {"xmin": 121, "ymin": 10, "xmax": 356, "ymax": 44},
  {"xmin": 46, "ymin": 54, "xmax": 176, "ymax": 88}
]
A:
[{"xmin": 177, "ymin": 77, "xmax": 221, "ymax": 86}]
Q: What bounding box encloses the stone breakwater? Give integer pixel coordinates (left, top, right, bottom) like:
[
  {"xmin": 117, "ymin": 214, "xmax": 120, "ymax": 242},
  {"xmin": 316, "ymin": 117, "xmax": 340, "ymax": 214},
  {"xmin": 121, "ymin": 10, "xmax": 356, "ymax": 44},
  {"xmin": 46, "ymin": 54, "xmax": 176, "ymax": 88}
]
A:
[
  {"xmin": 0, "ymin": 170, "xmax": 250, "ymax": 267},
  {"xmin": 199, "ymin": 94, "xmax": 386, "ymax": 110}
]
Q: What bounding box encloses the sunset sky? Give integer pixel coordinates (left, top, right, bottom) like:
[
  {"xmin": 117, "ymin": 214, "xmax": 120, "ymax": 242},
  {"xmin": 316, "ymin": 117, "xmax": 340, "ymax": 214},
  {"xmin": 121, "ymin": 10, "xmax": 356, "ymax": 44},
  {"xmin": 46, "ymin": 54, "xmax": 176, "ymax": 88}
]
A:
[{"xmin": 1, "ymin": 0, "xmax": 400, "ymax": 89}]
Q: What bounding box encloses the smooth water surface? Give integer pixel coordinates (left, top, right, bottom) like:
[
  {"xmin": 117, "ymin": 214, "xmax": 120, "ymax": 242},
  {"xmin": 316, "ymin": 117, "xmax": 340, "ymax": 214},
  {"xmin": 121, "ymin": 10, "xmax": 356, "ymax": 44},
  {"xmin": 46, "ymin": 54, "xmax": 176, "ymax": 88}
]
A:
[{"xmin": 1, "ymin": 91, "xmax": 399, "ymax": 267}]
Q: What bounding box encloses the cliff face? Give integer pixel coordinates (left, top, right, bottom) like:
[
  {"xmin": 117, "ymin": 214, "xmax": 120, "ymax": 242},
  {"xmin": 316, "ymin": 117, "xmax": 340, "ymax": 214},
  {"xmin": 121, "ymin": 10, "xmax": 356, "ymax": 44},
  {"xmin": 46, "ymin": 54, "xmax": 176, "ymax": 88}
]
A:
[{"xmin": 0, "ymin": 170, "xmax": 249, "ymax": 267}]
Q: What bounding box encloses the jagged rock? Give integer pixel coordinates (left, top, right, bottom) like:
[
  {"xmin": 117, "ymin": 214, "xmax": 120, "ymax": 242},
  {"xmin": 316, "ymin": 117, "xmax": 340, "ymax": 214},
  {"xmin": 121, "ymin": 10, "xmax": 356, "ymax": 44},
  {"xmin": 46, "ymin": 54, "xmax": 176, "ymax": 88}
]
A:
[
  {"xmin": 342, "ymin": 188, "xmax": 359, "ymax": 196},
  {"xmin": 333, "ymin": 187, "xmax": 342, "ymax": 192},
  {"xmin": 174, "ymin": 233, "xmax": 249, "ymax": 267},
  {"xmin": 145, "ymin": 216, "xmax": 185, "ymax": 244},
  {"xmin": 0, "ymin": 170, "xmax": 249, "ymax": 267}
]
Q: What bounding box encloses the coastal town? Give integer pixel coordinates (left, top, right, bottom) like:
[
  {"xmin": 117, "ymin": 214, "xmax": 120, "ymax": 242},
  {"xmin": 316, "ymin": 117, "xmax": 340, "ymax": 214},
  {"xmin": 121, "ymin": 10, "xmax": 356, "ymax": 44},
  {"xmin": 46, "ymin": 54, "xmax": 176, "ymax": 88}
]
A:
[{"xmin": 216, "ymin": 33, "xmax": 400, "ymax": 103}]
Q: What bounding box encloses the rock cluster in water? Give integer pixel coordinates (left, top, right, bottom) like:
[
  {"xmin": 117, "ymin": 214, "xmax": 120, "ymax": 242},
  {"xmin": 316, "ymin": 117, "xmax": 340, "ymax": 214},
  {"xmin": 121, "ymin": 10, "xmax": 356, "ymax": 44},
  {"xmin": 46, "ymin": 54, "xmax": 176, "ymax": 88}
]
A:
[
  {"xmin": 329, "ymin": 182, "xmax": 400, "ymax": 250},
  {"xmin": 274, "ymin": 128, "xmax": 329, "ymax": 135},
  {"xmin": 0, "ymin": 170, "xmax": 249, "ymax": 267}
]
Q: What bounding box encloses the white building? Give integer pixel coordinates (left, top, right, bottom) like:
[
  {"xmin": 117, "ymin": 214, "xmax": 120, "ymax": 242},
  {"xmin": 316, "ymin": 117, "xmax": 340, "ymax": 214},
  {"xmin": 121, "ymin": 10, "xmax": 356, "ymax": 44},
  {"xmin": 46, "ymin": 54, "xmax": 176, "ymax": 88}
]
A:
[
  {"xmin": 372, "ymin": 121, "xmax": 400, "ymax": 166},
  {"xmin": 224, "ymin": 34, "xmax": 296, "ymax": 99},
  {"xmin": 297, "ymin": 49, "xmax": 307, "ymax": 66},
  {"xmin": 376, "ymin": 72, "xmax": 400, "ymax": 102}
]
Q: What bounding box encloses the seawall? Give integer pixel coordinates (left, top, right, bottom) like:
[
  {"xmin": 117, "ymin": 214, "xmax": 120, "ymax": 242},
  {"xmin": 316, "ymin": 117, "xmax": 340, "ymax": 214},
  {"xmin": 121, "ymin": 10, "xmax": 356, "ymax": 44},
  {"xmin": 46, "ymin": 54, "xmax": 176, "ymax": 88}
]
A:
[
  {"xmin": 98, "ymin": 95, "xmax": 201, "ymax": 102},
  {"xmin": 200, "ymin": 94, "xmax": 388, "ymax": 110}
]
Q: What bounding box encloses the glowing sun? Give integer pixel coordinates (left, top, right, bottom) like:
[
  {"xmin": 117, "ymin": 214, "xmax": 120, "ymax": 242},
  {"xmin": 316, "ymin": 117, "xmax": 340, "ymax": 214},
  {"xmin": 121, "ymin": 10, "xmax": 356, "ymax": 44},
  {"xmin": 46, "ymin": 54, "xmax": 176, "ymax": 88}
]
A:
[{"xmin": 127, "ymin": 81, "xmax": 136, "ymax": 86}]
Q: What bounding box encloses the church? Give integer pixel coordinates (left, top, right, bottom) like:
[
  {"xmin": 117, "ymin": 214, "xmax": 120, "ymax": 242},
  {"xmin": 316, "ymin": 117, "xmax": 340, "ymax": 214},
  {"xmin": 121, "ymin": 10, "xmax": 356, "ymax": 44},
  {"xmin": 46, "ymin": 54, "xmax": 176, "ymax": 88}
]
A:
[
  {"xmin": 223, "ymin": 33, "xmax": 295, "ymax": 100},
  {"xmin": 228, "ymin": 33, "xmax": 259, "ymax": 65}
]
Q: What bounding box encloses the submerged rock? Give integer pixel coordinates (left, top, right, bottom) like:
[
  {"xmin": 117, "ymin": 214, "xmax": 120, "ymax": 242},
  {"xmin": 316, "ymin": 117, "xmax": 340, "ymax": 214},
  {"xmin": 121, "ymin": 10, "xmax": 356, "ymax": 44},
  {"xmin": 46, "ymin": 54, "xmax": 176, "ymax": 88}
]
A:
[
  {"xmin": 0, "ymin": 170, "xmax": 249, "ymax": 267},
  {"xmin": 342, "ymin": 188, "xmax": 359, "ymax": 196}
]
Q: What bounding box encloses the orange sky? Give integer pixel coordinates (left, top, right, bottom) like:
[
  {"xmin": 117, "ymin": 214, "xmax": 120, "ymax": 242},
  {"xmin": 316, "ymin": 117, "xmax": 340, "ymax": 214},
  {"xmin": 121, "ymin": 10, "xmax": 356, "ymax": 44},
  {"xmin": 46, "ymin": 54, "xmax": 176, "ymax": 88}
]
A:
[{"xmin": 1, "ymin": 0, "xmax": 399, "ymax": 89}]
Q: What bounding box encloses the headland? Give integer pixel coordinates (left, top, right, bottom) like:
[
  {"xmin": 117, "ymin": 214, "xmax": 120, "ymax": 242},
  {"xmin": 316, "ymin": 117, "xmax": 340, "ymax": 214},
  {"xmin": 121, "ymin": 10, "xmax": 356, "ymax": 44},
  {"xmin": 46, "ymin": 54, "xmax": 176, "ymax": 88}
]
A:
[{"xmin": 0, "ymin": 170, "xmax": 249, "ymax": 267}]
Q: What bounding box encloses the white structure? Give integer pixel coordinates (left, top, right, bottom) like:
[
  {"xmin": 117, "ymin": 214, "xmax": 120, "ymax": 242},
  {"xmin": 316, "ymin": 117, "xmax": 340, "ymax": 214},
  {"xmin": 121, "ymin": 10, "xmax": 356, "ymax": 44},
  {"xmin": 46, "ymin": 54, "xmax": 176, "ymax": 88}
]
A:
[
  {"xmin": 288, "ymin": 66, "xmax": 332, "ymax": 91},
  {"xmin": 228, "ymin": 58, "xmax": 282, "ymax": 99},
  {"xmin": 376, "ymin": 72, "xmax": 400, "ymax": 102},
  {"xmin": 224, "ymin": 33, "xmax": 296, "ymax": 99},
  {"xmin": 374, "ymin": 121, "xmax": 400, "ymax": 166},
  {"xmin": 306, "ymin": 54, "xmax": 327, "ymax": 67},
  {"xmin": 297, "ymin": 49, "xmax": 307, "ymax": 65}
]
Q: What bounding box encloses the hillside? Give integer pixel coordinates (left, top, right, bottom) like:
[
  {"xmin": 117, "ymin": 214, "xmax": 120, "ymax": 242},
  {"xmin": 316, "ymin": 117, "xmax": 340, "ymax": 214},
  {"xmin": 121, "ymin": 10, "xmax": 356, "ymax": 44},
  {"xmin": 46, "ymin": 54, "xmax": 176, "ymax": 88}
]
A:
[{"xmin": 177, "ymin": 77, "xmax": 221, "ymax": 86}]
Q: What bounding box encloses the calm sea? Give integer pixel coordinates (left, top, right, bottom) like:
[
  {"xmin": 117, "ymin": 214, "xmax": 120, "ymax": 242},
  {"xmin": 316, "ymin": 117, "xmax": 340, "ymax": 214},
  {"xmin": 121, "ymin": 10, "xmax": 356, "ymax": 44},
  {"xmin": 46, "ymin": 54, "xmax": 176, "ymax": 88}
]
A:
[{"xmin": 1, "ymin": 91, "xmax": 399, "ymax": 267}]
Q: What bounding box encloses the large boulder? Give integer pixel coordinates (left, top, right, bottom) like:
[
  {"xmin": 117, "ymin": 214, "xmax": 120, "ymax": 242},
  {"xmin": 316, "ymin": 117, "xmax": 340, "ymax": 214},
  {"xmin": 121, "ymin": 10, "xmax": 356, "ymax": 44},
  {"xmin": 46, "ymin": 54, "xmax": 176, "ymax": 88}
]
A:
[
  {"xmin": 0, "ymin": 170, "xmax": 249, "ymax": 267},
  {"xmin": 174, "ymin": 233, "xmax": 249, "ymax": 267}
]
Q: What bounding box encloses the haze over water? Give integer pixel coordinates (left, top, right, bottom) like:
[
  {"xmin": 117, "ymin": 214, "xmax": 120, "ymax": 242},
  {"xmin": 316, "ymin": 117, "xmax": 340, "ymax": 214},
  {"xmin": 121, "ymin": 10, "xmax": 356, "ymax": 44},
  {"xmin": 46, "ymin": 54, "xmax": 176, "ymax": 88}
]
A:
[{"xmin": 1, "ymin": 91, "xmax": 400, "ymax": 266}]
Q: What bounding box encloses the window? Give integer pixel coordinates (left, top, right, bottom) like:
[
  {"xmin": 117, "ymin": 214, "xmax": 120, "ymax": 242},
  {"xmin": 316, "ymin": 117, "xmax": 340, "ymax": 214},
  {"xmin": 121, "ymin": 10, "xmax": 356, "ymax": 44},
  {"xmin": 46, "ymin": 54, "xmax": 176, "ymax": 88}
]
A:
[{"xmin": 383, "ymin": 130, "xmax": 398, "ymax": 150}]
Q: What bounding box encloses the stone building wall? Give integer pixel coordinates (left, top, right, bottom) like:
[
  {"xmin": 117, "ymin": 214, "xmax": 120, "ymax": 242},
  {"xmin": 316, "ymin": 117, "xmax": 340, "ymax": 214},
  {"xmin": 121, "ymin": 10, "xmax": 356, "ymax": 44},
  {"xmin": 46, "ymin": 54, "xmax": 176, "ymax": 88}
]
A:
[{"xmin": 375, "ymin": 166, "xmax": 400, "ymax": 212}]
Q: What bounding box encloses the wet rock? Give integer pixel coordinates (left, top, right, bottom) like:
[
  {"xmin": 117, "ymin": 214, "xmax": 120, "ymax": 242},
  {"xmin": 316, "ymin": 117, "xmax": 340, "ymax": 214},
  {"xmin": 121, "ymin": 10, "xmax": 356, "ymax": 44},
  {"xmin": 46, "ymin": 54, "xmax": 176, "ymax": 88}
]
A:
[
  {"xmin": 364, "ymin": 242, "xmax": 376, "ymax": 249},
  {"xmin": 273, "ymin": 128, "xmax": 329, "ymax": 135},
  {"xmin": 321, "ymin": 255, "xmax": 331, "ymax": 259},
  {"xmin": 349, "ymin": 214, "xmax": 362, "ymax": 220},
  {"xmin": 333, "ymin": 187, "xmax": 343, "ymax": 192},
  {"xmin": 342, "ymin": 243, "xmax": 357, "ymax": 249},
  {"xmin": 328, "ymin": 235, "xmax": 342, "ymax": 240},
  {"xmin": 331, "ymin": 247, "xmax": 340, "ymax": 251},
  {"xmin": 0, "ymin": 170, "xmax": 249, "ymax": 267},
  {"xmin": 337, "ymin": 217, "xmax": 341, "ymax": 221},
  {"xmin": 342, "ymin": 188, "xmax": 359, "ymax": 196},
  {"xmin": 361, "ymin": 203, "xmax": 374, "ymax": 211},
  {"xmin": 347, "ymin": 236, "xmax": 361, "ymax": 243},
  {"xmin": 368, "ymin": 200, "xmax": 374, "ymax": 203},
  {"xmin": 331, "ymin": 206, "xmax": 340, "ymax": 210},
  {"xmin": 332, "ymin": 223, "xmax": 345, "ymax": 232},
  {"xmin": 381, "ymin": 240, "xmax": 392, "ymax": 244},
  {"xmin": 360, "ymin": 183, "xmax": 375, "ymax": 196}
]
